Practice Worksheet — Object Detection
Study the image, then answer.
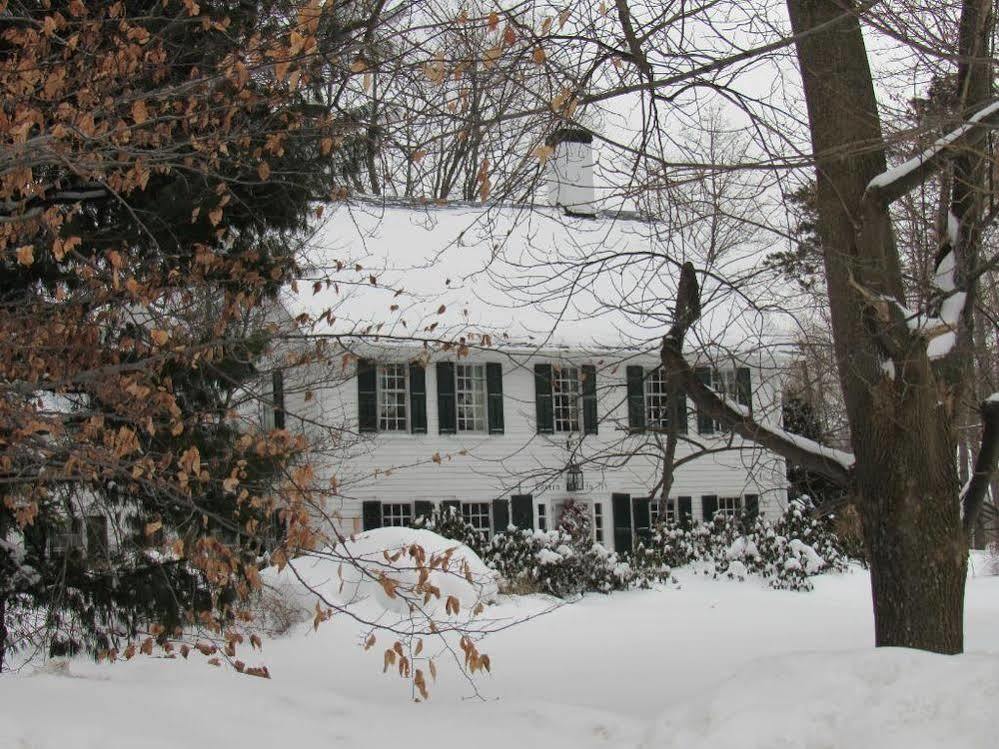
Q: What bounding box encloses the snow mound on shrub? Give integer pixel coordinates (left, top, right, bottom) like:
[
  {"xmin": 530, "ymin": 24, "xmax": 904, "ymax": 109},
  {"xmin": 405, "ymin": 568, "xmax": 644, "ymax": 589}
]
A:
[
  {"xmin": 649, "ymin": 648, "xmax": 999, "ymax": 749},
  {"xmin": 267, "ymin": 527, "xmax": 499, "ymax": 619}
]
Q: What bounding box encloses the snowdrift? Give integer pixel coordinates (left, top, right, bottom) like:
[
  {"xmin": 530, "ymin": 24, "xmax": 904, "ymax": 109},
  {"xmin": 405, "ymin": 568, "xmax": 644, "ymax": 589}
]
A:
[
  {"xmin": 263, "ymin": 527, "xmax": 499, "ymax": 620},
  {"xmin": 648, "ymin": 648, "xmax": 999, "ymax": 749}
]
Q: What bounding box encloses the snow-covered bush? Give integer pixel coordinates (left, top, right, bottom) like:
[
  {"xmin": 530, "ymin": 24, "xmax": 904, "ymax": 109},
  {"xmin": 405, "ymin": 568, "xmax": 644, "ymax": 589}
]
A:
[
  {"xmin": 555, "ymin": 498, "xmax": 592, "ymax": 547},
  {"xmin": 485, "ymin": 528, "xmax": 664, "ymax": 598},
  {"xmin": 639, "ymin": 498, "xmax": 850, "ymax": 591},
  {"xmin": 412, "ymin": 505, "xmax": 487, "ymax": 557}
]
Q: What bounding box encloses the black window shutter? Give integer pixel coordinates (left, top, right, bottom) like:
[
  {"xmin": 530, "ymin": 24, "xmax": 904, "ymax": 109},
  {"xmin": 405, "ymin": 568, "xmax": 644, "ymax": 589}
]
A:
[
  {"xmin": 492, "ymin": 498, "xmax": 510, "ymax": 533},
  {"xmin": 534, "ymin": 363, "xmax": 554, "ymax": 434},
  {"xmin": 436, "ymin": 362, "xmax": 456, "ymax": 434},
  {"xmin": 441, "ymin": 499, "xmax": 461, "ymax": 518},
  {"xmin": 611, "ymin": 493, "xmax": 633, "ymax": 553},
  {"xmin": 736, "ymin": 367, "xmax": 752, "ymax": 414},
  {"xmin": 695, "ymin": 366, "xmax": 714, "ymax": 435},
  {"xmin": 632, "ymin": 497, "xmax": 652, "ymax": 547},
  {"xmin": 272, "ymin": 370, "xmax": 286, "ymax": 429},
  {"xmin": 408, "ymin": 363, "xmax": 427, "ymax": 434},
  {"xmin": 510, "ymin": 494, "xmax": 533, "ymax": 529},
  {"xmin": 626, "ymin": 366, "xmax": 645, "ymax": 432},
  {"xmin": 486, "ymin": 363, "xmax": 505, "ymax": 434},
  {"xmin": 744, "ymin": 494, "xmax": 759, "ymax": 520},
  {"xmin": 581, "ymin": 364, "xmax": 598, "ymax": 435},
  {"xmin": 678, "ymin": 496, "xmax": 693, "ymax": 529},
  {"xmin": 701, "ymin": 494, "xmax": 718, "ymax": 523},
  {"xmin": 414, "ymin": 500, "xmax": 433, "ymax": 523},
  {"xmin": 362, "ymin": 501, "xmax": 382, "ymax": 530},
  {"xmin": 674, "ymin": 390, "xmax": 688, "ymax": 434},
  {"xmin": 357, "ymin": 359, "xmax": 377, "ymax": 433}
]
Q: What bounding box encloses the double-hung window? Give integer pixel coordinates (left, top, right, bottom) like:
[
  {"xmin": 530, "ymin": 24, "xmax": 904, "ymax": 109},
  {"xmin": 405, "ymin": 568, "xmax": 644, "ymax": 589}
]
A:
[
  {"xmin": 378, "ymin": 364, "xmax": 408, "ymax": 432},
  {"xmin": 455, "ymin": 364, "xmax": 487, "ymax": 432},
  {"xmin": 382, "ymin": 503, "xmax": 413, "ymax": 527},
  {"xmin": 552, "ymin": 366, "xmax": 581, "ymax": 433},
  {"xmin": 461, "ymin": 502, "xmax": 492, "ymax": 537},
  {"xmin": 717, "ymin": 496, "xmax": 742, "ymax": 517},
  {"xmin": 645, "ymin": 368, "xmax": 671, "ymax": 429},
  {"xmin": 593, "ymin": 503, "xmax": 605, "ymax": 544}
]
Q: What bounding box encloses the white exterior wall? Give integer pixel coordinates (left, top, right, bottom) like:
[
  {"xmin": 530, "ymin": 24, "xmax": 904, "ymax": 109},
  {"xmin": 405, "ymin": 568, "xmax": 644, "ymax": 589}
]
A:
[{"xmin": 279, "ymin": 347, "xmax": 789, "ymax": 552}]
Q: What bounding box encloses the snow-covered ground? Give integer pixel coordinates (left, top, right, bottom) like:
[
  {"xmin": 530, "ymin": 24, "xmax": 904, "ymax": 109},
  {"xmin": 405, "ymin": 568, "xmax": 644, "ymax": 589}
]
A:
[{"xmin": 3, "ymin": 548, "xmax": 998, "ymax": 749}]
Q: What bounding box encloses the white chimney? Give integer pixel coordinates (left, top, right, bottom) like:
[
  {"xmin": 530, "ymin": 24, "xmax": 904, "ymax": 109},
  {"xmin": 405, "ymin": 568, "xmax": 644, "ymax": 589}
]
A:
[{"xmin": 547, "ymin": 128, "xmax": 596, "ymax": 217}]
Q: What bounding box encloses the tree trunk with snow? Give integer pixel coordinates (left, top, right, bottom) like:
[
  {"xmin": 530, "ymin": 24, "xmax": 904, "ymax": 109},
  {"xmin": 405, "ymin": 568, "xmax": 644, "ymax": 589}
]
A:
[{"xmin": 782, "ymin": 0, "xmax": 997, "ymax": 652}]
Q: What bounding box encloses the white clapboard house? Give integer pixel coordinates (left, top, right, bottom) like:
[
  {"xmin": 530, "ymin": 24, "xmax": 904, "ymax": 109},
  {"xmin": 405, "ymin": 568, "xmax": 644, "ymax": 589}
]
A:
[{"xmin": 266, "ymin": 131, "xmax": 791, "ymax": 553}]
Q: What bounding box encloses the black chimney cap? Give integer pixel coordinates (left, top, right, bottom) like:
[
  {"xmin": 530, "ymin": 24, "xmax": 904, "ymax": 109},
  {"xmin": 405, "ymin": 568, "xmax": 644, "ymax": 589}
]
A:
[{"xmin": 544, "ymin": 128, "xmax": 593, "ymax": 147}]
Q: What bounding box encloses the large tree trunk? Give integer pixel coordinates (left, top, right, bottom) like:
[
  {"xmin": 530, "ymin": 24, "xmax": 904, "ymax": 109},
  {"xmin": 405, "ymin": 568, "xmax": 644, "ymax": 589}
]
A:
[{"xmin": 786, "ymin": 0, "xmax": 972, "ymax": 653}]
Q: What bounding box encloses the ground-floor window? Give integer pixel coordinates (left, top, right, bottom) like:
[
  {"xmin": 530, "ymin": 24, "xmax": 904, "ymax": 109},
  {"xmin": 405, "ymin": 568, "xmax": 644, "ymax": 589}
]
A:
[
  {"xmin": 717, "ymin": 496, "xmax": 742, "ymax": 517},
  {"xmin": 537, "ymin": 503, "xmax": 547, "ymax": 531},
  {"xmin": 461, "ymin": 502, "xmax": 491, "ymax": 537},
  {"xmin": 593, "ymin": 503, "xmax": 604, "ymax": 544},
  {"xmin": 382, "ymin": 503, "xmax": 413, "ymax": 527}
]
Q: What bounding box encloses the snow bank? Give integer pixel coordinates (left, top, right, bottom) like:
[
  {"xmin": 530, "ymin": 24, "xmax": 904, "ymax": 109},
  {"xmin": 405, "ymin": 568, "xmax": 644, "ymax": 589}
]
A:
[
  {"xmin": 267, "ymin": 527, "xmax": 499, "ymax": 619},
  {"xmin": 648, "ymin": 648, "xmax": 999, "ymax": 749}
]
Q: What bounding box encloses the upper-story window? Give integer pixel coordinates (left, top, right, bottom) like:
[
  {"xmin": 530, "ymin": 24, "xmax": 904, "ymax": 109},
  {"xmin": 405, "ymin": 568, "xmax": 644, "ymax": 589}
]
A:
[
  {"xmin": 455, "ymin": 364, "xmax": 487, "ymax": 432},
  {"xmin": 358, "ymin": 359, "xmax": 427, "ymax": 434},
  {"xmin": 552, "ymin": 366, "xmax": 581, "ymax": 432},
  {"xmin": 378, "ymin": 364, "xmax": 409, "ymax": 431},
  {"xmin": 644, "ymin": 368, "xmax": 671, "ymax": 428},
  {"xmin": 695, "ymin": 366, "xmax": 751, "ymax": 435},
  {"xmin": 535, "ymin": 363, "xmax": 597, "ymax": 435},
  {"xmin": 626, "ymin": 365, "xmax": 686, "ymax": 434}
]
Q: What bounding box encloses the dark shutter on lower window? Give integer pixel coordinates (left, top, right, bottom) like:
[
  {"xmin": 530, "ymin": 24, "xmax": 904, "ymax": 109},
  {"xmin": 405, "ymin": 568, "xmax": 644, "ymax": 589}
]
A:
[
  {"xmin": 678, "ymin": 496, "xmax": 693, "ymax": 529},
  {"xmin": 414, "ymin": 500, "xmax": 433, "ymax": 523},
  {"xmin": 695, "ymin": 366, "xmax": 714, "ymax": 435},
  {"xmin": 486, "ymin": 363, "xmax": 505, "ymax": 434},
  {"xmin": 701, "ymin": 495, "xmax": 718, "ymax": 523},
  {"xmin": 632, "ymin": 497, "xmax": 652, "ymax": 547},
  {"xmin": 534, "ymin": 364, "xmax": 554, "ymax": 435},
  {"xmin": 581, "ymin": 364, "xmax": 598, "ymax": 434},
  {"xmin": 272, "ymin": 370, "xmax": 286, "ymax": 429},
  {"xmin": 611, "ymin": 493, "xmax": 633, "ymax": 553},
  {"xmin": 409, "ymin": 364, "xmax": 427, "ymax": 434},
  {"xmin": 744, "ymin": 494, "xmax": 759, "ymax": 520},
  {"xmin": 441, "ymin": 499, "xmax": 461, "ymax": 517},
  {"xmin": 736, "ymin": 367, "xmax": 752, "ymax": 414},
  {"xmin": 492, "ymin": 499, "xmax": 510, "ymax": 533},
  {"xmin": 436, "ymin": 362, "xmax": 456, "ymax": 434},
  {"xmin": 362, "ymin": 501, "xmax": 382, "ymax": 530},
  {"xmin": 626, "ymin": 366, "xmax": 645, "ymax": 432},
  {"xmin": 357, "ymin": 359, "xmax": 377, "ymax": 433},
  {"xmin": 511, "ymin": 494, "xmax": 533, "ymax": 529}
]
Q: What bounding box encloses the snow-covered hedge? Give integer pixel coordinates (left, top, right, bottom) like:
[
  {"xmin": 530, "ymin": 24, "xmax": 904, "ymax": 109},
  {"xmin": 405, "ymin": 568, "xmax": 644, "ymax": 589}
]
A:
[
  {"xmin": 485, "ymin": 528, "xmax": 659, "ymax": 597},
  {"xmin": 635, "ymin": 498, "xmax": 850, "ymax": 591}
]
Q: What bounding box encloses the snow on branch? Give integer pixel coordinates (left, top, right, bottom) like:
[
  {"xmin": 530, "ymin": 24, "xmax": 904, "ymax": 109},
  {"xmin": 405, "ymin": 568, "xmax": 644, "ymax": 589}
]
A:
[
  {"xmin": 661, "ymin": 342, "xmax": 854, "ymax": 488},
  {"xmin": 864, "ymin": 100, "xmax": 999, "ymax": 207}
]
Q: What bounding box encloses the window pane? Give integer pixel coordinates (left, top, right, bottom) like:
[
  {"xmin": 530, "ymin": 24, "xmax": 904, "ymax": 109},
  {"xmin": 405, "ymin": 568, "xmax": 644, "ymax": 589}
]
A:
[{"xmin": 455, "ymin": 365, "xmax": 487, "ymax": 432}]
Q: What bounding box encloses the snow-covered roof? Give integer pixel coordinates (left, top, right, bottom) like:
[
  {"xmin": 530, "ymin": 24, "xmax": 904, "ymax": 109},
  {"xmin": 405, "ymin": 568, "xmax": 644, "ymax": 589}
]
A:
[{"xmin": 283, "ymin": 197, "xmax": 798, "ymax": 361}]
